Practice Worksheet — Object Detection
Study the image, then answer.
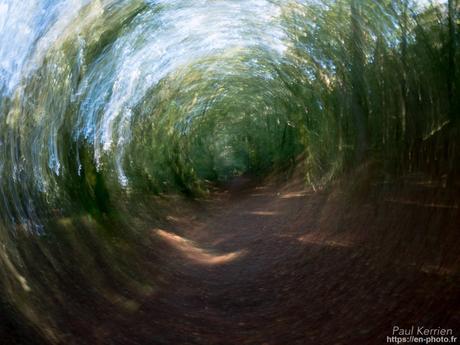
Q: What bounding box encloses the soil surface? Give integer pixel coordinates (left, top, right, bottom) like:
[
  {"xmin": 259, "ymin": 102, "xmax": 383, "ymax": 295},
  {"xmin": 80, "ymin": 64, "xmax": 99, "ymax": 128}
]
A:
[{"xmin": 89, "ymin": 176, "xmax": 460, "ymax": 345}]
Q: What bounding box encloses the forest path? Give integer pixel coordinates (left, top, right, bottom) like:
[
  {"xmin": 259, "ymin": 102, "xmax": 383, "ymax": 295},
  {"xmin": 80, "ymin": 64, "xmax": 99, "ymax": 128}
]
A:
[{"xmin": 99, "ymin": 177, "xmax": 459, "ymax": 345}]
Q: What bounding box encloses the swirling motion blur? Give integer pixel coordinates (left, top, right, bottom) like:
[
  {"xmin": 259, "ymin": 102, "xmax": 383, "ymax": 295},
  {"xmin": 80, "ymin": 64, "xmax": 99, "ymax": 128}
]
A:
[
  {"xmin": 0, "ymin": 0, "xmax": 307, "ymax": 341},
  {"xmin": 0, "ymin": 0, "xmax": 459, "ymax": 344}
]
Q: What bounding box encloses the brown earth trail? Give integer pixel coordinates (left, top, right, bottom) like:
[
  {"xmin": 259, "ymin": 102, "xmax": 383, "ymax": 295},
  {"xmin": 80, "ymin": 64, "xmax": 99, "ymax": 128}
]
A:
[{"xmin": 93, "ymin": 177, "xmax": 460, "ymax": 345}]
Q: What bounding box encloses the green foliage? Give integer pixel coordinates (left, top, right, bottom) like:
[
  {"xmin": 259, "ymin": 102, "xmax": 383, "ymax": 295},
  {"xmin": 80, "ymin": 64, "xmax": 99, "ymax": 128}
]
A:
[{"xmin": 282, "ymin": 0, "xmax": 459, "ymax": 184}]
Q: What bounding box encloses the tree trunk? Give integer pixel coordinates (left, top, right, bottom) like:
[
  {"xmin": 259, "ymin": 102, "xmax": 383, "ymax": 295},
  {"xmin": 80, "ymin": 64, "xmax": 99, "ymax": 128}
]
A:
[{"xmin": 350, "ymin": 0, "xmax": 369, "ymax": 165}]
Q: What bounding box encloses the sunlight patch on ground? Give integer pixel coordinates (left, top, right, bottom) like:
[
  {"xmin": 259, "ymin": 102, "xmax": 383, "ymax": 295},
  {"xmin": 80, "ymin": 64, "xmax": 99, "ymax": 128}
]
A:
[
  {"xmin": 279, "ymin": 191, "xmax": 306, "ymax": 199},
  {"xmin": 154, "ymin": 229, "xmax": 246, "ymax": 265},
  {"xmin": 297, "ymin": 234, "xmax": 352, "ymax": 248},
  {"xmin": 385, "ymin": 198, "xmax": 459, "ymax": 209},
  {"xmin": 166, "ymin": 215, "xmax": 181, "ymax": 222},
  {"xmin": 247, "ymin": 210, "xmax": 278, "ymax": 216},
  {"xmin": 250, "ymin": 193, "xmax": 270, "ymax": 197}
]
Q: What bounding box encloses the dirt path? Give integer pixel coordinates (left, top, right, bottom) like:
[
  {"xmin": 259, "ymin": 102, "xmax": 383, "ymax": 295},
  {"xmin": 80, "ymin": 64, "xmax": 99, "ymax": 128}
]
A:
[{"xmin": 96, "ymin": 178, "xmax": 460, "ymax": 345}]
